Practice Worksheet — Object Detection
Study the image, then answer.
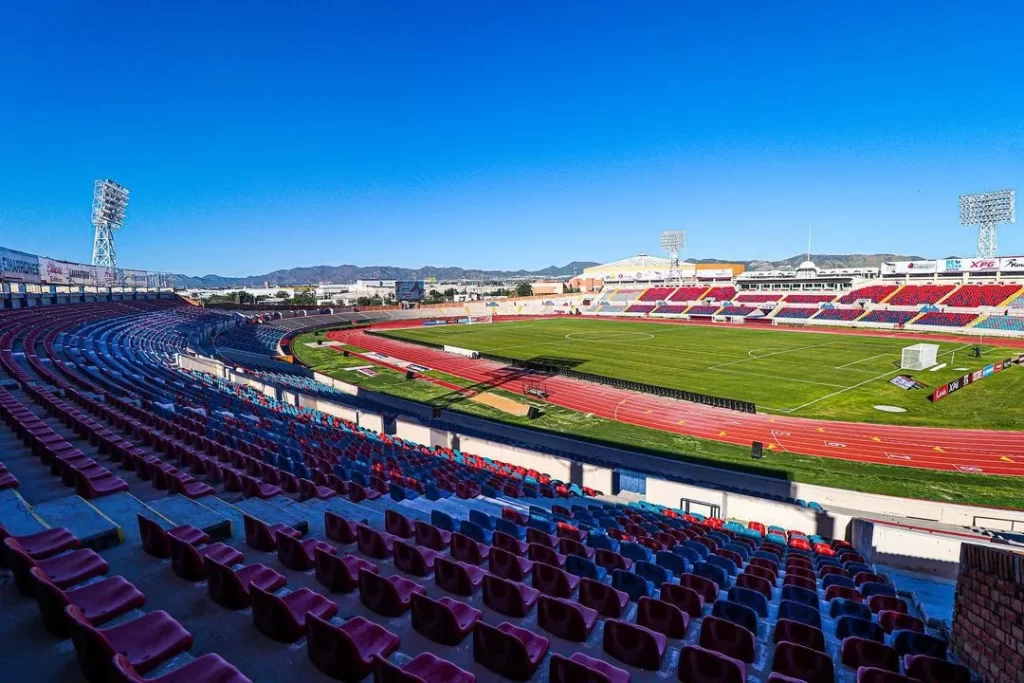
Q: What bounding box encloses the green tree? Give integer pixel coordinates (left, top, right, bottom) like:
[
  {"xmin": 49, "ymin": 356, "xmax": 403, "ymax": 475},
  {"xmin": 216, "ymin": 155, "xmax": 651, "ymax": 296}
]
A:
[{"xmin": 515, "ymin": 282, "xmax": 533, "ymax": 297}]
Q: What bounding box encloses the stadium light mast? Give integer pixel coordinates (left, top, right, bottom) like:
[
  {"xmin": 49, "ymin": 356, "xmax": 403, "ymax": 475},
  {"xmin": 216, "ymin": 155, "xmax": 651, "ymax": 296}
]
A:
[
  {"xmin": 660, "ymin": 230, "xmax": 686, "ymax": 284},
  {"xmin": 959, "ymin": 189, "xmax": 1014, "ymax": 258},
  {"xmin": 91, "ymin": 179, "xmax": 130, "ymax": 268}
]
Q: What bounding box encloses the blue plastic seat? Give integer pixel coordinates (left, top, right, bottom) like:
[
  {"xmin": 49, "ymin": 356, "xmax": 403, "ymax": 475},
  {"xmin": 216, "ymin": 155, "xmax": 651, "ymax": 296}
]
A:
[
  {"xmin": 829, "ymin": 598, "xmax": 873, "ymax": 621},
  {"xmin": 682, "ymin": 540, "xmax": 710, "ymax": 559},
  {"xmin": 752, "ymin": 550, "xmax": 779, "ymax": 564},
  {"xmin": 892, "ymin": 630, "xmax": 947, "ymax": 659},
  {"xmin": 707, "ymin": 532, "xmax": 730, "ymax": 547},
  {"xmin": 778, "ymin": 599, "xmax": 821, "ymax": 629},
  {"xmin": 711, "ymin": 599, "xmax": 759, "ymax": 635},
  {"xmin": 494, "ymin": 518, "xmax": 525, "ymax": 540},
  {"xmin": 766, "ymin": 533, "xmax": 787, "ymax": 546},
  {"xmin": 431, "ymin": 510, "xmax": 455, "ymax": 532},
  {"xmin": 529, "ymin": 518, "xmax": 556, "ymax": 534},
  {"xmin": 424, "ymin": 484, "xmax": 449, "ymax": 501},
  {"xmin": 781, "ymin": 585, "xmax": 819, "ymax": 608},
  {"xmin": 835, "ymin": 615, "xmax": 884, "ymax": 643},
  {"xmin": 705, "ymin": 554, "xmax": 738, "ymax": 576},
  {"xmin": 727, "ymin": 586, "xmax": 769, "ymax": 618},
  {"xmin": 634, "ymin": 561, "xmax": 673, "ymax": 586},
  {"xmin": 672, "ymin": 546, "xmax": 701, "ymax": 566},
  {"xmin": 619, "ymin": 542, "xmax": 653, "ymax": 564},
  {"xmin": 860, "ymin": 581, "xmax": 896, "ymax": 599},
  {"xmin": 459, "ymin": 520, "xmax": 492, "ymax": 545},
  {"xmin": 587, "ymin": 534, "xmax": 619, "ymax": 552},
  {"xmin": 693, "ymin": 561, "xmax": 729, "ymax": 589},
  {"xmin": 822, "ymin": 574, "xmax": 855, "ymax": 591},
  {"xmin": 723, "ymin": 543, "xmax": 750, "ymax": 562},
  {"xmin": 565, "ymin": 554, "xmax": 606, "ymax": 581},
  {"xmin": 612, "ymin": 569, "xmax": 654, "ymax": 601},
  {"xmin": 655, "ymin": 551, "xmax": 688, "ymax": 576}
]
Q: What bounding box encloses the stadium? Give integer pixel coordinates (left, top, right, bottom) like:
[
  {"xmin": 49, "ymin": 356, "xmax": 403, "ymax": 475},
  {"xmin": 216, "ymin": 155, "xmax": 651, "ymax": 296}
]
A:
[{"xmin": 5, "ymin": 6, "xmax": 1024, "ymax": 683}]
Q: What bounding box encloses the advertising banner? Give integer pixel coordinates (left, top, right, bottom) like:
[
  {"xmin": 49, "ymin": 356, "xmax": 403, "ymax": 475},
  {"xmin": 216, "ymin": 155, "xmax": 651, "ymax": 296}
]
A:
[
  {"xmin": 0, "ymin": 247, "xmax": 41, "ymax": 283},
  {"xmin": 881, "ymin": 259, "xmax": 938, "ymax": 275},
  {"xmin": 929, "ymin": 359, "xmax": 1014, "ymax": 401},
  {"xmin": 122, "ymin": 269, "xmax": 148, "ymax": 288},
  {"xmin": 395, "ymin": 281, "xmax": 425, "ymax": 302},
  {"xmin": 39, "ymin": 257, "xmax": 95, "ymax": 285},
  {"xmin": 93, "ymin": 266, "xmax": 119, "ymax": 288},
  {"xmin": 999, "ymin": 256, "xmax": 1024, "ymax": 272}
]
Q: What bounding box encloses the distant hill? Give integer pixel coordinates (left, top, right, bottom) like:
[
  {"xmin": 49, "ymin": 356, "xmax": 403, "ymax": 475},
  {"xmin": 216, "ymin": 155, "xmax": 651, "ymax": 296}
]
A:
[
  {"xmin": 174, "ymin": 261, "xmax": 600, "ymax": 288},
  {"xmin": 685, "ymin": 253, "xmax": 924, "ymax": 271}
]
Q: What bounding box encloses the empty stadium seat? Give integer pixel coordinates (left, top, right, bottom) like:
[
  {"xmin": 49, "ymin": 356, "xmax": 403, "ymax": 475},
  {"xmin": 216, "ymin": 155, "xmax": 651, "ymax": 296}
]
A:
[
  {"xmin": 603, "ymin": 619, "xmax": 667, "ymax": 670},
  {"xmin": 771, "ymin": 641, "xmax": 835, "ymax": 683},
  {"xmin": 305, "ymin": 613, "xmax": 400, "ymax": 682},
  {"xmin": 434, "ymin": 557, "xmax": 487, "ymax": 596},
  {"xmin": 410, "ymin": 592, "xmax": 480, "ymax": 645},
  {"xmin": 482, "ymin": 574, "xmax": 540, "ymax": 617},
  {"xmin": 206, "ymin": 558, "xmax": 286, "ymax": 608},
  {"xmin": 549, "ymin": 653, "xmax": 630, "ymax": 683},
  {"xmin": 250, "ymin": 584, "xmax": 338, "ymax": 642},
  {"xmin": 374, "ymin": 653, "xmax": 474, "ymax": 683},
  {"xmin": 315, "ymin": 550, "xmax": 376, "ymax": 593},
  {"xmin": 677, "ymin": 645, "xmax": 746, "ymax": 683},
  {"xmin": 359, "ymin": 569, "xmax": 425, "ymax": 617},
  {"xmin": 4, "ymin": 538, "xmax": 108, "ymax": 595},
  {"xmin": 538, "ymin": 595, "xmax": 598, "ymax": 642},
  {"xmin": 112, "ymin": 653, "xmax": 252, "ymax": 683},
  {"xmin": 841, "ymin": 636, "xmax": 900, "ymax": 673},
  {"xmin": 699, "ymin": 615, "xmax": 755, "ymax": 663},
  {"xmin": 636, "ymin": 596, "xmax": 689, "ymax": 638},
  {"xmin": 473, "ymin": 621, "xmax": 549, "ymax": 681},
  {"xmin": 903, "ymin": 654, "xmax": 971, "ymax": 683},
  {"xmin": 29, "ymin": 567, "xmax": 145, "ymax": 637}
]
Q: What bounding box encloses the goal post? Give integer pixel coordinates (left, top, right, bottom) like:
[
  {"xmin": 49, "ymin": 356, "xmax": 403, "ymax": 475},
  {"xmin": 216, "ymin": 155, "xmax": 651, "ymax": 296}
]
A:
[{"xmin": 901, "ymin": 343, "xmax": 939, "ymax": 371}]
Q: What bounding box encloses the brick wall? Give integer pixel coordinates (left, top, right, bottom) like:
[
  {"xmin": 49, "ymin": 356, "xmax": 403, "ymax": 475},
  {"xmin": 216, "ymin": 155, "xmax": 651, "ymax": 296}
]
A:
[{"xmin": 951, "ymin": 544, "xmax": 1024, "ymax": 683}]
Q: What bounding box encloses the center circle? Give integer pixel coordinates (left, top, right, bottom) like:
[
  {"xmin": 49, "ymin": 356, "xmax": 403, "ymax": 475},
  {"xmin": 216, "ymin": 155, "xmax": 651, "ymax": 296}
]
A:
[{"xmin": 565, "ymin": 331, "xmax": 655, "ymax": 342}]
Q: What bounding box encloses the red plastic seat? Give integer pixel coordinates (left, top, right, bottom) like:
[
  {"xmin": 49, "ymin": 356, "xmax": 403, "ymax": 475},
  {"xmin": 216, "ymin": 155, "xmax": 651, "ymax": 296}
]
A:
[
  {"xmin": 138, "ymin": 516, "xmax": 210, "ymax": 559},
  {"xmin": 242, "ymin": 514, "xmax": 300, "ymax": 551},
  {"xmin": 250, "ymin": 584, "xmax": 338, "ymax": 642},
  {"xmin": 527, "ymin": 527, "xmax": 556, "ymax": 548},
  {"xmin": 374, "ymin": 653, "xmax": 475, "ymax": 683},
  {"xmin": 298, "ymin": 477, "xmax": 336, "ymax": 501},
  {"xmin": 677, "ymin": 645, "xmax": 746, "ymax": 683},
  {"xmin": 357, "ymin": 524, "xmax": 395, "ymax": 559},
  {"xmin": 393, "ymin": 540, "xmax": 442, "ymax": 577},
  {"xmin": 359, "ymin": 568, "xmax": 426, "ymax": 616},
  {"xmin": 537, "ymin": 594, "xmax": 598, "ymax": 642},
  {"xmin": 315, "ymin": 549, "xmax": 377, "ymax": 593},
  {"xmin": 681, "ymin": 572, "xmax": 719, "ymax": 603},
  {"xmin": 744, "ymin": 563, "xmax": 777, "ymax": 582},
  {"xmin": 637, "ymin": 596, "xmax": 689, "ymax": 639},
  {"xmin": 277, "ymin": 533, "xmax": 335, "ymax": 571},
  {"xmin": 410, "ymin": 592, "xmax": 481, "ymax": 645},
  {"xmin": 491, "ymin": 530, "xmax": 528, "ymax": 555},
  {"xmin": 0, "ymin": 524, "xmax": 79, "ymax": 564},
  {"xmin": 853, "ymin": 572, "xmax": 886, "ymax": 586},
  {"xmin": 205, "ymin": 559, "xmax": 286, "ymax": 609},
  {"xmin": 841, "ymin": 636, "xmax": 900, "ymax": 672},
  {"xmin": 854, "ymin": 668, "xmax": 917, "ymax": 683},
  {"xmin": 903, "ymin": 654, "xmax": 971, "ymax": 683},
  {"xmin": 736, "ymin": 572, "xmax": 772, "ymax": 599},
  {"xmin": 451, "ymin": 532, "xmax": 490, "ymax": 565},
  {"xmin": 482, "ymin": 574, "xmax": 540, "ymax": 618},
  {"xmin": 603, "ymin": 619, "xmax": 667, "ymax": 670},
  {"xmin": 578, "ymin": 577, "xmax": 629, "ymax": 618},
  {"xmin": 878, "ymin": 610, "xmax": 924, "ymax": 633},
  {"xmin": 112, "ymin": 652, "xmax": 251, "ymax": 683},
  {"xmin": 325, "ymin": 510, "xmax": 359, "ymax": 544},
  {"xmin": 531, "ymin": 561, "xmax": 580, "ymax": 598},
  {"xmin": 30, "ymin": 567, "xmax": 145, "ymax": 637},
  {"xmin": 660, "ymin": 582, "xmax": 705, "ymax": 619},
  {"xmin": 783, "ymin": 574, "xmax": 817, "ymax": 592},
  {"xmin": 549, "ymin": 653, "xmax": 630, "ymax": 683},
  {"xmin": 825, "ymin": 584, "xmax": 862, "ymax": 603},
  {"xmin": 169, "ymin": 537, "xmax": 243, "ymax": 581},
  {"xmin": 699, "ymin": 615, "xmax": 755, "ymax": 663},
  {"xmin": 385, "ymin": 509, "xmax": 415, "ymax": 538},
  {"xmin": 559, "ymin": 537, "xmax": 595, "ymax": 559},
  {"xmin": 868, "ymin": 594, "xmax": 906, "ymax": 614},
  {"xmin": 306, "ymin": 613, "xmax": 400, "ymax": 682},
  {"xmin": 434, "ymin": 557, "xmax": 487, "ymax": 596},
  {"xmin": 772, "ymin": 618, "xmax": 825, "ymax": 653},
  {"xmin": 528, "ymin": 542, "xmax": 567, "ymax": 568},
  {"xmin": 4, "ymin": 538, "xmax": 109, "ymax": 595},
  {"xmin": 414, "ymin": 521, "xmax": 451, "ymax": 550},
  {"xmin": 771, "ymin": 641, "xmax": 835, "ymax": 683},
  {"xmin": 473, "ymin": 621, "xmax": 549, "ymax": 681},
  {"xmin": 489, "ymin": 547, "xmax": 534, "ymax": 581},
  {"xmin": 240, "ymin": 473, "xmax": 282, "ymax": 499},
  {"xmin": 65, "ymin": 605, "xmax": 193, "ymax": 683},
  {"xmin": 595, "ymin": 548, "xmax": 632, "ymax": 572}
]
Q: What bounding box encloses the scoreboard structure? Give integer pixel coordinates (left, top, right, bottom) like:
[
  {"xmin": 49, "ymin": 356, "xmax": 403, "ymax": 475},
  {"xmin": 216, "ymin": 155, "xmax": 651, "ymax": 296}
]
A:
[{"xmin": 395, "ymin": 281, "xmax": 425, "ymax": 302}]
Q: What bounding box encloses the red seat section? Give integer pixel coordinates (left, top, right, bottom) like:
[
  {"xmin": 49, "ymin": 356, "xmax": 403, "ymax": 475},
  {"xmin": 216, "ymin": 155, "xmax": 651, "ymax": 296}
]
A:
[
  {"xmin": 603, "ymin": 619, "xmax": 667, "ymax": 670},
  {"xmin": 549, "ymin": 653, "xmax": 630, "ymax": 683},
  {"xmin": 839, "ymin": 285, "xmax": 898, "ymax": 304},
  {"xmin": 250, "ymin": 584, "xmax": 338, "ymax": 643},
  {"xmin": 410, "ymin": 592, "xmax": 481, "ymax": 645},
  {"xmin": 374, "ymin": 653, "xmax": 475, "ymax": 683},
  {"xmin": 112, "ymin": 653, "xmax": 252, "ymax": 683},
  {"xmin": 205, "ymin": 559, "xmax": 286, "ymax": 609},
  {"xmin": 305, "ymin": 613, "xmax": 400, "ymax": 682},
  {"xmin": 943, "ymin": 283, "xmax": 1022, "ymax": 307},
  {"xmin": 30, "ymin": 567, "xmax": 145, "ymax": 637},
  {"xmin": 473, "ymin": 621, "xmax": 549, "ymax": 681},
  {"xmin": 887, "ymin": 284, "xmax": 955, "ymax": 306}
]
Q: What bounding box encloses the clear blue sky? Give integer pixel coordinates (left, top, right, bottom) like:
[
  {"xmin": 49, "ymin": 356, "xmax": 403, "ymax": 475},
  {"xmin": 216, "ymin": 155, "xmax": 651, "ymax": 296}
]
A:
[{"xmin": 1, "ymin": 2, "xmax": 1022, "ymax": 277}]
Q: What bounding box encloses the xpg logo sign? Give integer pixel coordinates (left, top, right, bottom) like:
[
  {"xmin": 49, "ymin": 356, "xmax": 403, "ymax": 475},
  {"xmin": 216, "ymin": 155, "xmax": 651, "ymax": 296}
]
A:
[{"xmin": 969, "ymin": 260, "xmax": 997, "ymax": 270}]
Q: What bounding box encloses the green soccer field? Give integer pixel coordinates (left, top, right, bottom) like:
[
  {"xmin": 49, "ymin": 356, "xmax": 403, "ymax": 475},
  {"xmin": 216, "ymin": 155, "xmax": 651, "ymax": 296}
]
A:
[{"xmin": 380, "ymin": 318, "xmax": 1024, "ymax": 429}]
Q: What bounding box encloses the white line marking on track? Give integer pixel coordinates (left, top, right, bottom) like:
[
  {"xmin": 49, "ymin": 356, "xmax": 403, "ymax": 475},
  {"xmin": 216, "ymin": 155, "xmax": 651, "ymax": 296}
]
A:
[{"xmin": 834, "ymin": 353, "xmax": 890, "ymax": 370}]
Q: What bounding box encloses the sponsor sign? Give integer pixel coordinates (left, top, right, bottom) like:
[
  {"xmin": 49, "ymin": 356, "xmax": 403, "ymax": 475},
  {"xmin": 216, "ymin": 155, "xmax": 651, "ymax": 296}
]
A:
[
  {"xmin": 122, "ymin": 269, "xmax": 148, "ymax": 288},
  {"xmin": 881, "ymin": 259, "xmax": 937, "ymax": 275},
  {"xmin": 395, "ymin": 281, "xmax": 425, "ymax": 302},
  {"xmin": 889, "ymin": 375, "xmax": 925, "ymax": 390},
  {"xmin": 966, "ymin": 259, "xmax": 999, "ymax": 272},
  {"xmin": 1000, "ymin": 256, "xmax": 1024, "ymax": 272},
  {"xmin": 39, "ymin": 257, "xmax": 95, "ymax": 285},
  {"xmin": 929, "ymin": 359, "xmax": 1015, "ymax": 401},
  {"xmin": 0, "ymin": 247, "xmax": 41, "ymax": 283}
]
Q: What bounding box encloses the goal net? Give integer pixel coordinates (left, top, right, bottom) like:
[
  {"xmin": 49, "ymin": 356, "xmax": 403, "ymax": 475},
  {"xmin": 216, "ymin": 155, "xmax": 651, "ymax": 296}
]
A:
[{"xmin": 901, "ymin": 343, "xmax": 939, "ymax": 370}]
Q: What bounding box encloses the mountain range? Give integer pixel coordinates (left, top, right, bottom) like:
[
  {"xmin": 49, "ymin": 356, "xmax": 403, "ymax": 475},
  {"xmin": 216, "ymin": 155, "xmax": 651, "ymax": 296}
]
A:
[{"xmin": 173, "ymin": 253, "xmax": 923, "ymax": 288}]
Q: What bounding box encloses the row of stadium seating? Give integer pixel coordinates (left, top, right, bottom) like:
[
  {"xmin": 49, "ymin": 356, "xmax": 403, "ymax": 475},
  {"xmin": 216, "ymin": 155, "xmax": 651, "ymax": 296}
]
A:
[
  {"xmin": 914, "ymin": 312, "xmax": 980, "ymax": 328},
  {"xmin": 973, "ymin": 315, "xmax": 1024, "ymax": 332},
  {"xmin": 812, "ymin": 309, "xmax": 863, "ymax": 321}
]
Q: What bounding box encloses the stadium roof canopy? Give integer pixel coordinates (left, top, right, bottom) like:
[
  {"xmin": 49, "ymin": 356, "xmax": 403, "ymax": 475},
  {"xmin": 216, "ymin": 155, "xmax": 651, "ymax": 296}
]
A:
[{"xmin": 582, "ymin": 253, "xmax": 670, "ymax": 277}]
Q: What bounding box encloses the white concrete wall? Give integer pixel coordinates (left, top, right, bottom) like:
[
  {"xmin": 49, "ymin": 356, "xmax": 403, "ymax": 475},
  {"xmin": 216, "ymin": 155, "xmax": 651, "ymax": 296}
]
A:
[
  {"xmin": 852, "ymin": 519, "xmax": 977, "ymax": 579},
  {"xmin": 581, "ymin": 464, "xmax": 614, "ymax": 494},
  {"xmin": 315, "ymin": 398, "xmax": 359, "ymax": 423},
  {"xmin": 358, "ymin": 411, "xmax": 384, "ymax": 433},
  {"xmin": 457, "ymin": 435, "xmax": 574, "ymax": 483},
  {"xmin": 177, "ymin": 353, "xmax": 227, "ymax": 378},
  {"xmin": 395, "ymin": 418, "xmax": 451, "ymax": 449}
]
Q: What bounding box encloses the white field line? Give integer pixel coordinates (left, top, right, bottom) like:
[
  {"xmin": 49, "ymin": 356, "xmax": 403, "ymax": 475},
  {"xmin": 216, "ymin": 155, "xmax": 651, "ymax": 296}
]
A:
[
  {"xmin": 705, "ymin": 341, "xmax": 838, "ymax": 371},
  {"xmin": 707, "ymin": 366, "xmax": 849, "ymax": 388},
  {"xmin": 834, "ymin": 353, "xmax": 890, "ymax": 370}
]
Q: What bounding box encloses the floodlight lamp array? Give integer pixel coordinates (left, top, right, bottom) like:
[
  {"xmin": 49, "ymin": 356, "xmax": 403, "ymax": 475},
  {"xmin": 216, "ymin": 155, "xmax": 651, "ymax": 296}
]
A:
[
  {"xmin": 92, "ymin": 179, "xmax": 130, "ymax": 229},
  {"xmin": 959, "ymin": 189, "xmax": 1015, "ymax": 226},
  {"xmin": 660, "ymin": 230, "xmax": 685, "ymax": 252}
]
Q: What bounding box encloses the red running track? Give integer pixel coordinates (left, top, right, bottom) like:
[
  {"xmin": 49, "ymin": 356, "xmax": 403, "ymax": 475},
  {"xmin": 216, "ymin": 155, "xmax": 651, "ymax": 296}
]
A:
[{"xmin": 328, "ymin": 321, "xmax": 1024, "ymax": 476}]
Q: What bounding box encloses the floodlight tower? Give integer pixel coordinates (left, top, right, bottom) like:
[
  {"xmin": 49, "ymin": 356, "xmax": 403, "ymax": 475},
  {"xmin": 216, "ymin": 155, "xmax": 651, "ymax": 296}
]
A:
[
  {"xmin": 959, "ymin": 189, "xmax": 1015, "ymax": 258},
  {"xmin": 660, "ymin": 230, "xmax": 686, "ymax": 284},
  {"xmin": 91, "ymin": 179, "xmax": 130, "ymax": 268}
]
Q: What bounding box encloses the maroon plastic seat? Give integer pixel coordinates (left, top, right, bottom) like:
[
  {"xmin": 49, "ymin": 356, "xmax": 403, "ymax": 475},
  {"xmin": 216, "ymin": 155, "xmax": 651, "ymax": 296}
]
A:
[
  {"xmin": 240, "ymin": 473, "xmax": 282, "ymax": 499},
  {"xmin": 0, "ymin": 524, "xmax": 79, "ymax": 564},
  {"xmin": 385, "ymin": 509, "xmax": 415, "ymax": 538},
  {"xmin": 434, "ymin": 557, "xmax": 487, "ymax": 596},
  {"xmin": 4, "ymin": 538, "xmax": 108, "ymax": 595},
  {"xmin": 348, "ymin": 481, "xmax": 381, "ymax": 503},
  {"xmin": 878, "ymin": 610, "xmax": 924, "ymax": 633},
  {"xmin": 357, "ymin": 524, "xmax": 396, "ymax": 559},
  {"xmin": 854, "ymin": 668, "xmax": 917, "ymax": 683},
  {"xmin": 482, "ymin": 574, "xmax": 540, "ymax": 617},
  {"xmin": 841, "ymin": 637, "xmax": 900, "ymax": 672},
  {"xmin": 374, "ymin": 653, "xmax": 475, "ymax": 683},
  {"xmin": 637, "ymin": 596, "xmax": 689, "ymax": 639},
  {"xmin": 359, "ymin": 568, "xmax": 426, "ymax": 616},
  {"xmin": 137, "ymin": 515, "xmax": 208, "ymax": 558},
  {"xmin": 678, "ymin": 645, "xmax": 746, "ymax": 683},
  {"xmin": 112, "ymin": 652, "xmax": 252, "ymax": 683},
  {"xmin": 744, "ymin": 563, "xmax": 777, "ymax": 582},
  {"xmin": 532, "ymin": 561, "xmax": 580, "ymax": 598},
  {"xmin": 242, "ymin": 514, "xmax": 300, "ymax": 552},
  {"xmin": 559, "ymin": 537, "xmax": 595, "ymax": 559},
  {"xmin": 868, "ymin": 594, "xmax": 907, "ymax": 614},
  {"xmin": 699, "ymin": 615, "xmax": 755, "ymax": 663},
  {"xmin": 491, "ymin": 530, "xmax": 528, "ymax": 555},
  {"xmin": 786, "ymin": 566, "xmax": 816, "ymax": 581},
  {"xmin": 902, "ymin": 654, "xmax": 970, "ymax": 683},
  {"xmin": 681, "ymin": 572, "xmax": 719, "ymax": 603},
  {"xmin": 549, "ymin": 653, "xmax": 630, "ymax": 683},
  {"xmin": 298, "ymin": 477, "xmax": 336, "ymax": 501},
  {"xmin": 414, "ymin": 521, "xmax": 451, "ymax": 551},
  {"xmin": 603, "ymin": 618, "xmax": 667, "ymax": 670},
  {"xmin": 474, "ymin": 621, "xmax": 550, "ymax": 681},
  {"xmin": 277, "ymin": 533, "xmax": 335, "ymax": 571},
  {"xmin": 660, "ymin": 582, "xmax": 705, "ymax": 619},
  {"xmin": 489, "ymin": 546, "xmax": 534, "ymax": 581},
  {"xmin": 168, "ymin": 537, "xmax": 243, "ymax": 581},
  {"xmin": 595, "ymin": 548, "xmax": 632, "ymax": 572},
  {"xmin": 250, "ymin": 583, "xmax": 338, "ymax": 642},
  {"xmin": 578, "ymin": 577, "xmax": 629, "ymax": 618},
  {"xmin": 325, "ymin": 511, "xmax": 359, "ymax": 544},
  {"xmin": 736, "ymin": 572, "xmax": 772, "ymax": 599},
  {"xmin": 76, "ymin": 469, "xmax": 131, "ymax": 498},
  {"xmin": 527, "ymin": 527, "xmax": 556, "ymax": 547},
  {"xmin": 30, "ymin": 567, "xmax": 144, "ymax": 637},
  {"xmin": 771, "ymin": 641, "xmax": 835, "ymax": 683},
  {"xmin": 451, "ymin": 532, "xmax": 490, "ymax": 565},
  {"xmin": 773, "ymin": 618, "xmax": 825, "ymax": 652},
  {"xmin": 410, "ymin": 592, "xmax": 481, "ymax": 645},
  {"xmin": 537, "ymin": 594, "xmax": 598, "ymax": 642},
  {"xmin": 825, "ymin": 584, "xmax": 862, "ymax": 603},
  {"xmin": 205, "ymin": 559, "xmax": 286, "ymax": 609},
  {"xmin": 854, "ymin": 572, "xmax": 886, "ymax": 586},
  {"xmin": 819, "ymin": 565, "xmax": 849, "ymax": 578},
  {"xmin": 528, "ymin": 542, "xmax": 567, "ymax": 568},
  {"xmin": 393, "ymin": 540, "xmax": 442, "ymax": 577},
  {"xmin": 306, "ymin": 613, "xmax": 400, "ymax": 682},
  {"xmin": 315, "ymin": 549, "xmax": 377, "ymax": 593},
  {"xmin": 65, "ymin": 605, "xmax": 193, "ymax": 683},
  {"xmin": 783, "ymin": 574, "xmax": 818, "ymax": 592}
]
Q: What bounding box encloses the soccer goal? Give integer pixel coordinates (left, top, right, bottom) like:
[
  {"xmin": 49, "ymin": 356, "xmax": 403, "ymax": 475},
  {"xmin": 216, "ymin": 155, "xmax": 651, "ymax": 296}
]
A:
[{"xmin": 901, "ymin": 343, "xmax": 939, "ymax": 370}]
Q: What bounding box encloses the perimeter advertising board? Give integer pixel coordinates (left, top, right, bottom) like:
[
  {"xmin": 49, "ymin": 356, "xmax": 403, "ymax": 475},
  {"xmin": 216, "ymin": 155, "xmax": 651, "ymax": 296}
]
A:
[
  {"xmin": 929, "ymin": 358, "xmax": 1012, "ymax": 402},
  {"xmin": 39, "ymin": 257, "xmax": 94, "ymax": 285},
  {"xmin": 0, "ymin": 247, "xmax": 41, "ymax": 283}
]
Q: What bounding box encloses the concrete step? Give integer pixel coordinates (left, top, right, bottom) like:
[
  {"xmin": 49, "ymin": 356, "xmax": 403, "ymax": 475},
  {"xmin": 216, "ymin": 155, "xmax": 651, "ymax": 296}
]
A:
[
  {"xmin": 90, "ymin": 491, "xmax": 176, "ymax": 544},
  {"xmin": 0, "ymin": 488, "xmax": 48, "ymax": 537},
  {"xmin": 147, "ymin": 494, "xmax": 233, "ymax": 541},
  {"xmin": 33, "ymin": 494, "xmax": 122, "ymax": 551},
  {"xmin": 228, "ymin": 496, "xmax": 309, "ymax": 536}
]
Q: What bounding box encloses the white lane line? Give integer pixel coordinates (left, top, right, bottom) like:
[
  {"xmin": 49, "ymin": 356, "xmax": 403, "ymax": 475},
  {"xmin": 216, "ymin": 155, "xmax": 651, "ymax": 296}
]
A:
[{"xmin": 834, "ymin": 353, "xmax": 890, "ymax": 369}]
